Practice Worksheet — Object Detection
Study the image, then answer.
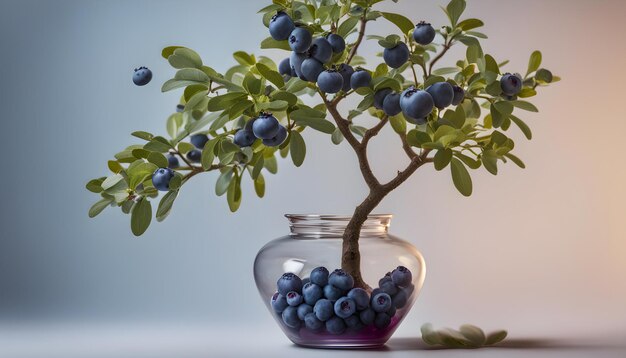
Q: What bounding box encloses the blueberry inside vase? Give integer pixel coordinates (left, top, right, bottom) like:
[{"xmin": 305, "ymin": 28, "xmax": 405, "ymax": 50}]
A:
[{"xmin": 254, "ymin": 214, "xmax": 425, "ymax": 348}]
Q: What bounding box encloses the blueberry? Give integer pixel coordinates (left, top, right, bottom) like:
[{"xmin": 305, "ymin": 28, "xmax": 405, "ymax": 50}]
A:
[
  {"xmin": 233, "ymin": 129, "xmax": 256, "ymax": 147},
  {"xmin": 151, "ymin": 168, "xmax": 175, "ymax": 191},
  {"xmin": 289, "ymin": 52, "xmax": 307, "ymax": 80},
  {"xmin": 186, "ymin": 149, "xmax": 201, "ymax": 163},
  {"xmin": 313, "ymin": 299, "xmax": 334, "ymax": 321},
  {"xmin": 269, "ymin": 11, "xmax": 295, "ymax": 41},
  {"xmin": 244, "ymin": 118, "xmax": 256, "ymax": 132},
  {"xmin": 379, "ymin": 279, "xmax": 398, "ymax": 296},
  {"xmin": 359, "ymin": 308, "xmax": 376, "ymax": 326},
  {"xmin": 308, "ymin": 38, "xmax": 332, "ymax": 63},
  {"xmin": 379, "ymin": 274, "xmax": 392, "ymax": 287},
  {"xmin": 344, "ymin": 315, "xmax": 364, "ymax": 331},
  {"xmin": 271, "ymin": 292, "xmax": 289, "ymax": 313},
  {"xmin": 347, "ymin": 288, "xmax": 370, "ymax": 311},
  {"xmin": 391, "ymin": 266, "xmax": 413, "ymax": 287},
  {"xmin": 304, "ymin": 312, "xmax": 324, "ymax": 331},
  {"xmin": 501, "ymin": 73, "xmax": 522, "ymax": 96},
  {"xmin": 310, "ymin": 267, "xmax": 329, "ymax": 286},
  {"xmin": 323, "ymin": 284, "xmax": 344, "ymax": 301},
  {"xmin": 326, "ymin": 33, "xmax": 346, "ymax": 53},
  {"xmin": 176, "ymin": 104, "xmax": 185, "ymax": 113},
  {"xmin": 387, "ymin": 305, "xmax": 396, "ymax": 317},
  {"xmin": 302, "ymin": 282, "xmax": 323, "ymax": 305},
  {"xmin": 371, "ymin": 287, "xmax": 383, "ymax": 298},
  {"xmin": 337, "ymin": 64, "xmax": 354, "ymax": 92},
  {"xmin": 374, "ymin": 88, "xmax": 393, "ymax": 110},
  {"xmin": 167, "ymin": 154, "xmax": 179, "ymax": 169},
  {"xmin": 278, "ymin": 58, "xmax": 292, "ymax": 77},
  {"xmin": 426, "ymin": 82, "xmax": 454, "ymax": 109},
  {"xmin": 300, "ymin": 58, "xmax": 325, "ymax": 82},
  {"xmin": 350, "ymin": 69, "xmax": 371, "ymax": 90},
  {"xmin": 132, "ymin": 66, "xmax": 152, "ymax": 86},
  {"xmin": 288, "ymin": 27, "xmax": 312, "ymax": 53},
  {"xmin": 400, "ymin": 87, "xmax": 434, "ymax": 120},
  {"xmin": 412, "ymin": 21, "xmax": 436, "ymax": 45},
  {"xmin": 382, "ymin": 92, "xmax": 402, "ymax": 116},
  {"xmin": 392, "ymin": 288, "xmax": 409, "ymax": 309},
  {"xmin": 190, "ymin": 134, "xmax": 209, "ymax": 149},
  {"xmin": 297, "ymin": 303, "xmax": 313, "ymax": 320},
  {"xmin": 286, "ymin": 291, "xmax": 303, "ymax": 306},
  {"xmin": 328, "ymin": 269, "xmax": 354, "ymax": 291},
  {"xmin": 334, "ymin": 297, "xmax": 357, "ymax": 319},
  {"xmin": 282, "ymin": 306, "xmax": 301, "ymax": 328},
  {"xmin": 371, "ymin": 292, "xmax": 392, "ymax": 313},
  {"xmin": 374, "ymin": 312, "xmax": 391, "ymax": 329},
  {"xmin": 325, "ymin": 316, "xmax": 346, "ymax": 335},
  {"xmin": 383, "ymin": 42, "xmax": 409, "ymax": 69},
  {"xmin": 317, "ymin": 70, "xmax": 343, "ymax": 93},
  {"xmin": 451, "ymin": 85, "xmax": 465, "ymax": 105},
  {"xmin": 252, "ymin": 113, "xmax": 280, "ymax": 140},
  {"xmin": 262, "ymin": 125, "xmax": 287, "ymax": 147},
  {"xmin": 277, "ymin": 272, "xmax": 303, "ymax": 296}
]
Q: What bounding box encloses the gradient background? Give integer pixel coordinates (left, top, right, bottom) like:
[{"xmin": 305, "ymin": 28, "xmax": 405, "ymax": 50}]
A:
[{"xmin": 1, "ymin": 0, "xmax": 625, "ymax": 357}]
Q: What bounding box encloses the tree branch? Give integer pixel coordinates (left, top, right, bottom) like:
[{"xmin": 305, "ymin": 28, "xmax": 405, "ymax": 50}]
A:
[
  {"xmin": 382, "ymin": 149, "xmax": 432, "ymax": 192},
  {"xmin": 397, "ymin": 131, "xmax": 418, "ymax": 160},
  {"xmin": 346, "ymin": 16, "xmax": 367, "ymax": 65},
  {"xmin": 362, "ymin": 116, "xmax": 388, "ymax": 146},
  {"xmin": 428, "ymin": 41, "xmax": 453, "ymax": 76}
]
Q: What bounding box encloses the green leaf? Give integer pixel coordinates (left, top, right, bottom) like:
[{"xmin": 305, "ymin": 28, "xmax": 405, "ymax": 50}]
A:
[
  {"xmin": 161, "ymin": 46, "xmax": 184, "ymax": 59},
  {"xmin": 434, "ymin": 149, "xmax": 453, "ymax": 171},
  {"xmin": 432, "ymin": 67, "xmax": 459, "ymax": 76},
  {"xmin": 446, "ymin": 0, "xmax": 466, "ymax": 27},
  {"xmin": 389, "ymin": 114, "xmax": 406, "ymax": 134},
  {"xmin": 450, "ymin": 158, "xmax": 472, "ymax": 196},
  {"xmin": 421, "ymin": 324, "xmax": 442, "ymax": 346},
  {"xmin": 256, "ymin": 63, "xmax": 284, "ymax": 89},
  {"xmin": 174, "ymin": 68, "xmax": 210, "ymax": 82},
  {"xmin": 260, "ymin": 37, "xmax": 291, "ymax": 51},
  {"xmin": 454, "ymin": 152, "xmax": 481, "ymax": 169},
  {"xmin": 509, "ymin": 115, "xmax": 532, "ymax": 140},
  {"xmin": 243, "ymin": 72, "xmax": 263, "ymax": 95},
  {"xmin": 86, "ymin": 178, "xmax": 105, "ymax": 193},
  {"xmin": 147, "ymin": 152, "xmax": 168, "ymax": 168},
  {"xmin": 131, "ymin": 131, "xmax": 154, "ymax": 141},
  {"xmin": 380, "ymin": 12, "xmax": 414, "ymax": 35},
  {"xmin": 251, "ymin": 154, "xmax": 264, "ymax": 179},
  {"xmin": 233, "ymin": 51, "xmax": 255, "ymax": 66},
  {"xmin": 101, "ymin": 174, "xmax": 125, "ymax": 191},
  {"xmin": 526, "ymin": 50, "xmax": 542, "ymax": 76},
  {"xmin": 504, "ymin": 153, "xmax": 525, "ymax": 168},
  {"xmin": 482, "ymin": 150, "xmax": 498, "ymax": 175},
  {"xmin": 88, "ymin": 198, "xmax": 111, "ymax": 218},
  {"xmin": 215, "ymin": 168, "xmax": 234, "ymax": 196},
  {"xmin": 201, "ymin": 138, "xmax": 219, "ymax": 170},
  {"xmin": 457, "ymin": 18, "xmax": 484, "ymax": 31},
  {"xmin": 130, "ymin": 198, "xmax": 152, "ymax": 236},
  {"xmin": 156, "ymin": 190, "xmax": 178, "ymax": 222},
  {"xmin": 207, "ymin": 92, "xmax": 247, "ymax": 111},
  {"xmin": 108, "ymin": 160, "xmax": 123, "ymax": 174},
  {"xmin": 226, "ymin": 171, "xmax": 242, "ymax": 212},
  {"xmin": 509, "ymin": 100, "xmax": 538, "ymax": 112},
  {"xmin": 167, "ymin": 48, "xmax": 203, "ymax": 69},
  {"xmin": 254, "ymin": 173, "xmax": 265, "ymax": 198},
  {"xmin": 485, "ymin": 330, "xmax": 508, "ymax": 345},
  {"xmin": 459, "ymin": 324, "xmax": 486, "ymax": 347},
  {"xmin": 127, "ymin": 161, "xmax": 158, "ymax": 190},
  {"xmin": 290, "ymin": 108, "xmax": 336, "ymax": 134},
  {"xmin": 331, "ymin": 128, "xmax": 344, "ymax": 145},
  {"xmin": 289, "ymin": 130, "xmax": 306, "ymax": 167},
  {"xmin": 264, "ymin": 155, "xmax": 278, "ymax": 174},
  {"xmin": 337, "ymin": 16, "xmax": 359, "ymax": 38}
]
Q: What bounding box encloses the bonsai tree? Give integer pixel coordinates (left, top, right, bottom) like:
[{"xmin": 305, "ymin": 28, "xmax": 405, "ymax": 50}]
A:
[{"xmin": 86, "ymin": 0, "xmax": 558, "ymax": 289}]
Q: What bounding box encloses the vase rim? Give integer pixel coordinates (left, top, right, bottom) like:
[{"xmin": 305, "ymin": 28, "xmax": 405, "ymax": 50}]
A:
[
  {"xmin": 284, "ymin": 214, "xmax": 392, "ymax": 238},
  {"xmin": 284, "ymin": 214, "xmax": 393, "ymax": 220}
]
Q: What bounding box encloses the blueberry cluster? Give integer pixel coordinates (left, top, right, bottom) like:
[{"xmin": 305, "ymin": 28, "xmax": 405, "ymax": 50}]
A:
[
  {"xmin": 270, "ymin": 266, "xmax": 414, "ymax": 335},
  {"xmin": 233, "ymin": 112, "xmax": 287, "ymax": 148}
]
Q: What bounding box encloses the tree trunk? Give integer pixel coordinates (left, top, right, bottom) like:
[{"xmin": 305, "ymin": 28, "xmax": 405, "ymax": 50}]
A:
[{"xmin": 341, "ymin": 190, "xmax": 386, "ymax": 290}]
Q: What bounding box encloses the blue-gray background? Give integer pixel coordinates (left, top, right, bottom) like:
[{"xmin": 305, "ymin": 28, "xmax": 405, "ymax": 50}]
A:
[{"xmin": 1, "ymin": 0, "xmax": 626, "ymax": 356}]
